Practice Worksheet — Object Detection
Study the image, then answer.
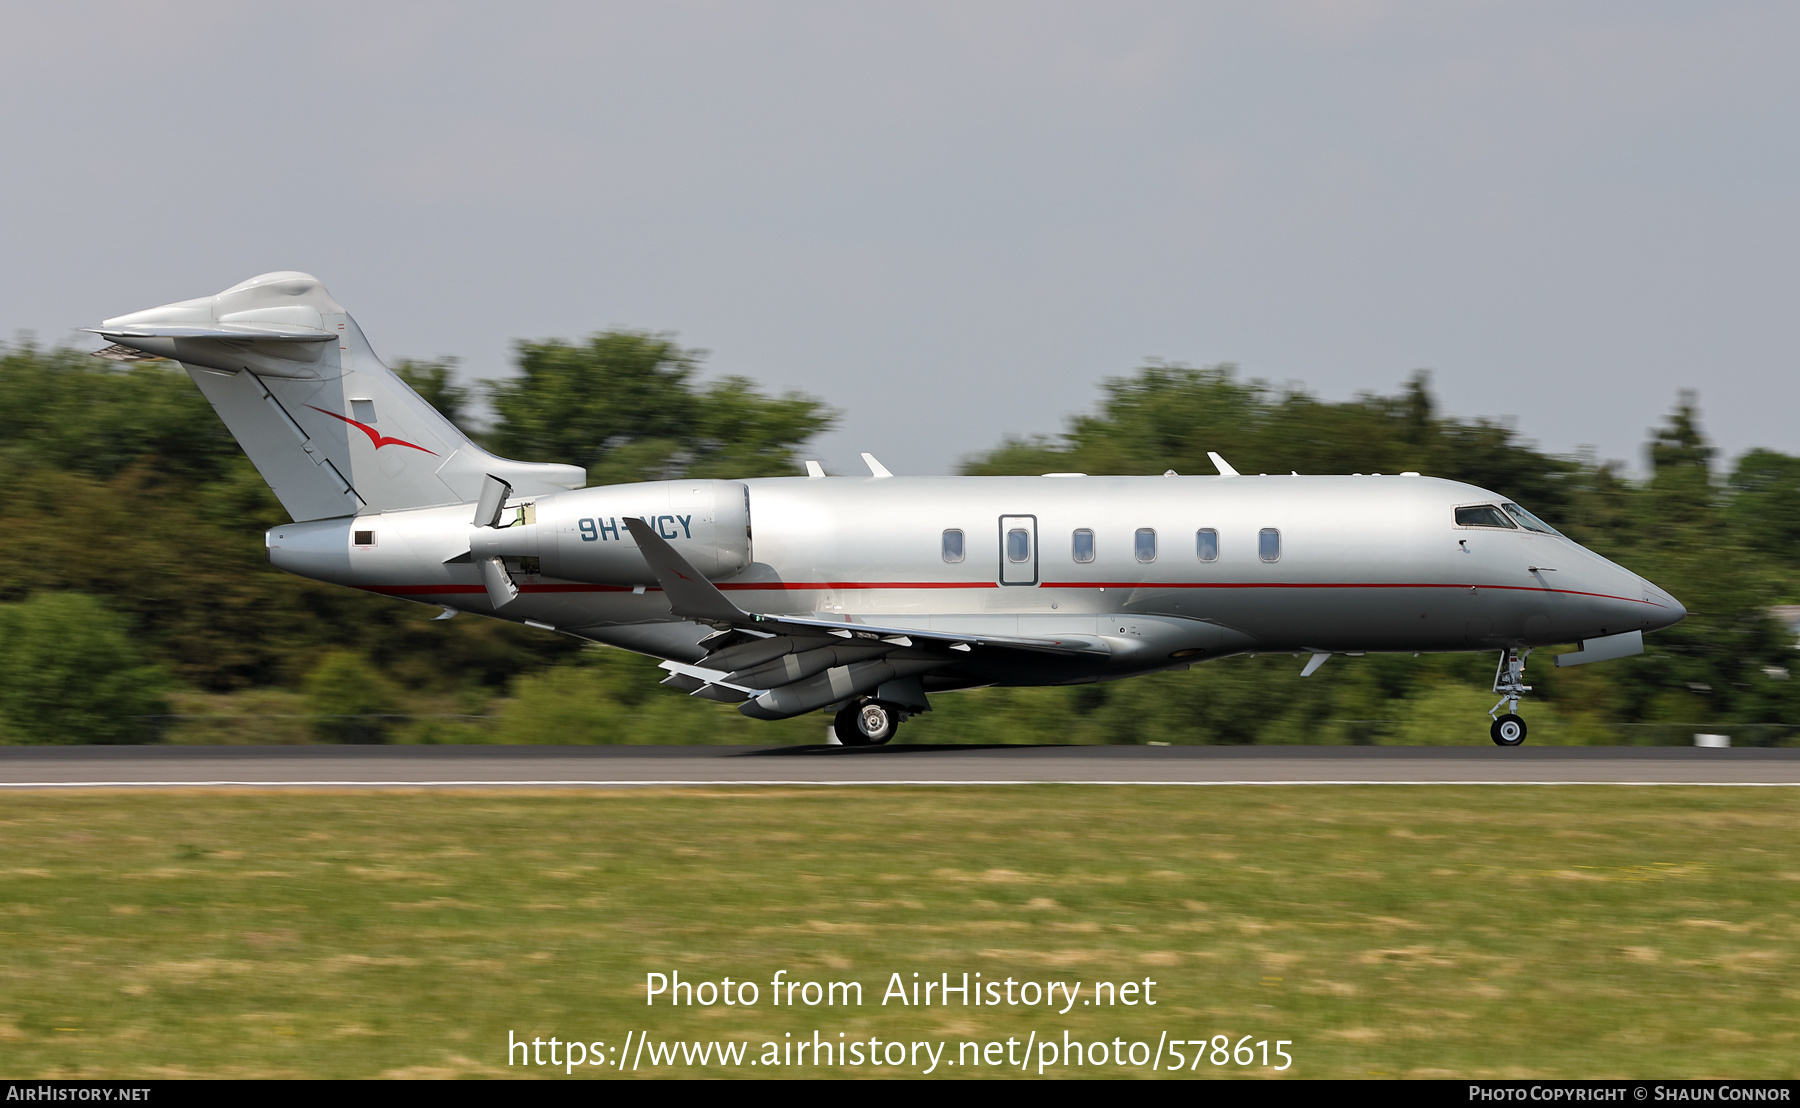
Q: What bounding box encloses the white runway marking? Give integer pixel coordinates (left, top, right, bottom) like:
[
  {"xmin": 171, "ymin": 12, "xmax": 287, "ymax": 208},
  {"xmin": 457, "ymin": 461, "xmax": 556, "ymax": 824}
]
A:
[{"xmin": 4, "ymin": 779, "xmax": 1799, "ymax": 788}]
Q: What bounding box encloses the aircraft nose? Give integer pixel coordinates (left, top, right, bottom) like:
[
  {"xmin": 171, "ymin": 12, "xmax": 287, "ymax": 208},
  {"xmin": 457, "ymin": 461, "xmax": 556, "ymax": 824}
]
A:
[{"xmin": 1640, "ymin": 578, "xmax": 1685, "ymax": 632}]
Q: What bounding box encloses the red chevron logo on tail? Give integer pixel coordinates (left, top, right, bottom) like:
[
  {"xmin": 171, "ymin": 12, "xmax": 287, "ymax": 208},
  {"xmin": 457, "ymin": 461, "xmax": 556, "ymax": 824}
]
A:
[{"xmin": 306, "ymin": 406, "xmax": 438, "ymax": 455}]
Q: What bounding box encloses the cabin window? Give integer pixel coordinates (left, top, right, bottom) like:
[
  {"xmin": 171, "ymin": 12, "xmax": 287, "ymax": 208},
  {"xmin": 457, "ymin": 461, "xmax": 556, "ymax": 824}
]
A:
[
  {"xmin": 1259, "ymin": 528, "xmax": 1281, "ymax": 562},
  {"xmin": 1072, "ymin": 528, "xmax": 1095, "ymax": 563},
  {"xmin": 942, "ymin": 529, "xmax": 965, "ymax": 563},
  {"xmin": 1006, "ymin": 528, "xmax": 1031, "ymax": 562},
  {"xmin": 1196, "ymin": 528, "xmax": 1218, "ymax": 562},
  {"xmin": 1455, "ymin": 504, "xmax": 1516, "ymax": 529},
  {"xmin": 1134, "ymin": 528, "xmax": 1157, "ymax": 563},
  {"xmin": 1502, "ymin": 502, "xmax": 1560, "ymax": 535}
]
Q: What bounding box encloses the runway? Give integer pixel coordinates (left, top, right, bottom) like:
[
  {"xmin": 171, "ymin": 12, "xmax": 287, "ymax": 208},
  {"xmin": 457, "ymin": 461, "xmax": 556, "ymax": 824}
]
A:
[{"xmin": 2, "ymin": 744, "xmax": 1798, "ymax": 787}]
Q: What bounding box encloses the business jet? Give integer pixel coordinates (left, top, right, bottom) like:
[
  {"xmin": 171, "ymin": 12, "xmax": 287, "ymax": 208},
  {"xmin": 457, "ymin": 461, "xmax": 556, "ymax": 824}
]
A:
[{"xmin": 92, "ymin": 273, "xmax": 1684, "ymax": 747}]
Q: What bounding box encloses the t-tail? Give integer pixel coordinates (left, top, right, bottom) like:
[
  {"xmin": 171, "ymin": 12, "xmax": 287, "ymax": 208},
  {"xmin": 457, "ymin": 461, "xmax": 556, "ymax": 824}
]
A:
[{"xmin": 92, "ymin": 272, "xmax": 584, "ymax": 520}]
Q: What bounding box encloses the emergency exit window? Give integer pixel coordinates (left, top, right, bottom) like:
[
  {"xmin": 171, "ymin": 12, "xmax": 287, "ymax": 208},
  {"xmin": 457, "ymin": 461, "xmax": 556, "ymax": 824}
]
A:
[
  {"xmin": 1134, "ymin": 528, "xmax": 1157, "ymax": 563},
  {"xmin": 1072, "ymin": 528, "xmax": 1095, "ymax": 563},
  {"xmin": 1259, "ymin": 528, "xmax": 1281, "ymax": 562},
  {"xmin": 942, "ymin": 529, "xmax": 965, "ymax": 563},
  {"xmin": 1006, "ymin": 529, "xmax": 1031, "ymax": 562}
]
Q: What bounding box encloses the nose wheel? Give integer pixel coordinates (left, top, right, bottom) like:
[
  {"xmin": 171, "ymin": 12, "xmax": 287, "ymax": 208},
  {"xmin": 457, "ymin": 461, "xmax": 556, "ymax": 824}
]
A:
[{"xmin": 1487, "ymin": 648, "xmax": 1533, "ymax": 746}]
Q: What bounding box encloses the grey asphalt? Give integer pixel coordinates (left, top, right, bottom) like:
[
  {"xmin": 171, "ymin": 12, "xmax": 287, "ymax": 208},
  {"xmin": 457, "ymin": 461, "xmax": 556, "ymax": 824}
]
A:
[{"xmin": 2, "ymin": 744, "xmax": 1798, "ymax": 787}]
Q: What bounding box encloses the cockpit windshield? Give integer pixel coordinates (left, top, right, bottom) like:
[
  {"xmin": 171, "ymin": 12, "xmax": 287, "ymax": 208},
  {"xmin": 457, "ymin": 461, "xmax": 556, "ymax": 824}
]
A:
[
  {"xmin": 1502, "ymin": 502, "xmax": 1560, "ymax": 535},
  {"xmin": 1454, "ymin": 504, "xmax": 1515, "ymax": 529}
]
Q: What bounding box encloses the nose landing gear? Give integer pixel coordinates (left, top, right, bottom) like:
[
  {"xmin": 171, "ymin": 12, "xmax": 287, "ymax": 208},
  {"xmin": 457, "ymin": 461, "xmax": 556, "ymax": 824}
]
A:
[{"xmin": 1488, "ymin": 648, "xmax": 1531, "ymax": 746}]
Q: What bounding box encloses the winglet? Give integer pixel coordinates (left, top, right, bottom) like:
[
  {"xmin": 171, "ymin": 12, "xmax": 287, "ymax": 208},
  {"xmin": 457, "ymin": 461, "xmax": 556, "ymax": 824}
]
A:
[
  {"xmin": 861, "ymin": 452, "xmax": 893, "ymax": 478},
  {"xmin": 1207, "ymin": 451, "xmax": 1239, "ymax": 477},
  {"xmin": 623, "ymin": 517, "xmax": 750, "ymax": 624}
]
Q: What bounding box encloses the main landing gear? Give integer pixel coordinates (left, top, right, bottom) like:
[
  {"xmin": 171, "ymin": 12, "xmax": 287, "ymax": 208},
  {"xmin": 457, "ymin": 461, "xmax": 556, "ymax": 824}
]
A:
[
  {"xmin": 1488, "ymin": 647, "xmax": 1532, "ymax": 746},
  {"xmin": 833, "ymin": 698, "xmax": 903, "ymax": 747}
]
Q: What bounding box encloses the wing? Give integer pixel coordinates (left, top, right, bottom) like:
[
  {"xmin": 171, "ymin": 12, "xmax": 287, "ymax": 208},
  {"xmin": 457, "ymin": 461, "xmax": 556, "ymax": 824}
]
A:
[{"xmin": 622, "ymin": 517, "xmax": 1110, "ymax": 719}]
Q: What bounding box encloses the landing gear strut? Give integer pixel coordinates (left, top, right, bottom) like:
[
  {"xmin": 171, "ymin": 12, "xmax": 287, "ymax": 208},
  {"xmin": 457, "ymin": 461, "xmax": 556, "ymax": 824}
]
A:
[
  {"xmin": 1488, "ymin": 647, "xmax": 1531, "ymax": 746},
  {"xmin": 834, "ymin": 698, "xmax": 902, "ymax": 746}
]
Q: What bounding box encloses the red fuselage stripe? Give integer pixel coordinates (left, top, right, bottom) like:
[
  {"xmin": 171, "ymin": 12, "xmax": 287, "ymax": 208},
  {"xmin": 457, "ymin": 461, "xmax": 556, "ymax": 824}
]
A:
[
  {"xmin": 1042, "ymin": 581, "xmax": 1666, "ymax": 606},
  {"xmin": 359, "ymin": 580, "xmax": 1662, "ymax": 607},
  {"xmin": 719, "ymin": 581, "xmax": 991, "ymax": 590}
]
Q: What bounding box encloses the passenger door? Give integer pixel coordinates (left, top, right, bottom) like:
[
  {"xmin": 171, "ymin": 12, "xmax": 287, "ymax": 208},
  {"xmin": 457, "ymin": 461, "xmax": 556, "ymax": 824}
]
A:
[{"xmin": 999, "ymin": 515, "xmax": 1038, "ymax": 586}]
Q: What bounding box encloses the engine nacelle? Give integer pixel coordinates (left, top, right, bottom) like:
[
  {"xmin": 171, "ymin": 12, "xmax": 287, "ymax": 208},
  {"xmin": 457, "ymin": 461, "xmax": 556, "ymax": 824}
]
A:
[{"xmin": 477, "ymin": 479, "xmax": 752, "ymax": 584}]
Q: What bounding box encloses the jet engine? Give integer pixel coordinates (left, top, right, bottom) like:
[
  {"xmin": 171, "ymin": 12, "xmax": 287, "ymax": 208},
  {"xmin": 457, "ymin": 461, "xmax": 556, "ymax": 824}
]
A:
[
  {"xmin": 470, "ymin": 477, "xmax": 753, "ymax": 585},
  {"xmin": 267, "ymin": 477, "xmax": 753, "ymax": 609}
]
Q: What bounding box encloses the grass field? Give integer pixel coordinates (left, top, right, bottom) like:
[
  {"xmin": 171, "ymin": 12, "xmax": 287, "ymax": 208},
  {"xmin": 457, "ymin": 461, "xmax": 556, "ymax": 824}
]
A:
[{"xmin": 1, "ymin": 786, "xmax": 1795, "ymax": 1079}]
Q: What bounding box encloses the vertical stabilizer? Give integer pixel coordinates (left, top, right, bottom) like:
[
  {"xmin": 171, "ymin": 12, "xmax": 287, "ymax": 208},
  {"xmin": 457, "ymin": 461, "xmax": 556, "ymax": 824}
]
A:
[{"xmin": 94, "ymin": 272, "xmax": 585, "ymax": 521}]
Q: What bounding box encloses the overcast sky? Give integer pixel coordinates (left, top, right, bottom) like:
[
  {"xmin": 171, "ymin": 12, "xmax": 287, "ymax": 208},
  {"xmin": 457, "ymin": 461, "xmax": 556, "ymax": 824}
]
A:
[{"xmin": 3, "ymin": 2, "xmax": 1795, "ymax": 478}]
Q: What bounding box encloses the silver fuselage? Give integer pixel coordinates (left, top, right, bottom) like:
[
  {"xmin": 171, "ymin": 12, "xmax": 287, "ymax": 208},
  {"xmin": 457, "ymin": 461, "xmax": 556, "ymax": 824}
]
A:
[
  {"xmin": 269, "ymin": 472, "xmax": 1683, "ymax": 688},
  {"xmin": 95, "ymin": 272, "xmax": 1682, "ymax": 713}
]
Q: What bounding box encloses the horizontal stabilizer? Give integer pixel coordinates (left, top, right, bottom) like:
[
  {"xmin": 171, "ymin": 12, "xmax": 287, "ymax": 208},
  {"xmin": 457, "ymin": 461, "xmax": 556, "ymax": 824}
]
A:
[
  {"xmin": 93, "ymin": 272, "xmax": 587, "ymax": 522},
  {"xmin": 92, "ymin": 343, "xmax": 166, "ymax": 363},
  {"xmin": 627, "ymin": 516, "xmax": 1109, "ymax": 668},
  {"xmin": 89, "ymin": 323, "xmax": 336, "ymax": 342}
]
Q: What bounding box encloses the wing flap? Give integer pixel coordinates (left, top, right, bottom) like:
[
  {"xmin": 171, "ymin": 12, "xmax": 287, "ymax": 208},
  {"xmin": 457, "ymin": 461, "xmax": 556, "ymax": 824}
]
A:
[{"xmin": 623, "ymin": 515, "xmax": 1111, "ymax": 720}]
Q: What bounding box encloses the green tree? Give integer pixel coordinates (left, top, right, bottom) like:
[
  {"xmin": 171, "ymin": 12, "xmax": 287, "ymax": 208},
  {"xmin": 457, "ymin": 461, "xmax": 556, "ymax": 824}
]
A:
[
  {"xmin": 303, "ymin": 651, "xmax": 404, "ymax": 744},
  {"xmin": 0, "ymin": 591, "xmax": 170, "ymax": 744},
  {"xmin": 1649, "ymin": 390, "xmax": 1715, "ymax": 477},
  {"xmin": 0, "ymin": 344, "xmax": 583, "ymax": 696},
  {"xmin": 8, "ymin": 335, "xmax": 1800, "ymax": 748},
  {"xmin": 963, "ymin": 364, "xmax": 1575, "ymax": 521},
  {"xmin": 1595, "ymin": 398, "xmax": 1800, "ymax": 731},
  {"xmin": 0, "ymin": 344, "xmax": 239, "ymax": 484},
  {"xmin": 1725, "ymin": 448, "xmax": 1800, "ymax": 571},
  {"xmin": 1646, "ymin": 390, "xmax": 1717, "ymax": 525},
  {"xmin": 487, "ymin": 332, "xmax": 835, "ymax": 485},
  {"xmin": 962, "ymin": 374, "xmax": 1800, "ymax": 742}
]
